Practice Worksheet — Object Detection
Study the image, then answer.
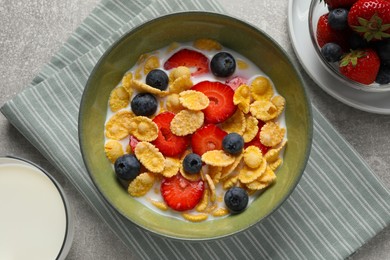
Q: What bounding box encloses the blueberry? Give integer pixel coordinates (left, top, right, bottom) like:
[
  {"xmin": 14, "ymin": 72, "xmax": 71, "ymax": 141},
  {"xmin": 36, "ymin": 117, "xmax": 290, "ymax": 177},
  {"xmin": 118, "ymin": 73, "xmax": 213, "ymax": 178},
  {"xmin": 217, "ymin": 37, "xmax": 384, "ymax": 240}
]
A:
[
  {"xmin": 146, "ymin": 69, "xmax": 169, "ymax": 90},
  {"xmin": 376, "ymin": 39, "xmax": 390, "ymax": 65},
  {"xmin": 328, "ymin": 8, "xmax": 349, "ymax": 30},
  {"xmin": 224, "ymin": 187, "xmax": 248, "ymax": 214},
  {"xmin": 210, "ymin": 52, "xmax": 236, "ymax": 77},
  {"xmin": 131, "ymin": 93, "xmax": 158, "ymax": 116},
  {"xmin": 183, "ymin": 153, "xmax": 202, "ymax": 174},
  {"xmin": 114, "ymin": 154, "xmax": 141, "ymax": 181},
  {"xmin": 376, "ymin": 64, "xmax": 390, "ymax": 85},
  {"xmin": 348, "ymin": 33, "xmax": 369, "ymax": 50},
  {"xmin": 321, "ymin": 43, "xmax": 343, "ymax": 62},
  {"xmin": 222, "ymin": 133, "xmax": 244, "ymax": 155}
]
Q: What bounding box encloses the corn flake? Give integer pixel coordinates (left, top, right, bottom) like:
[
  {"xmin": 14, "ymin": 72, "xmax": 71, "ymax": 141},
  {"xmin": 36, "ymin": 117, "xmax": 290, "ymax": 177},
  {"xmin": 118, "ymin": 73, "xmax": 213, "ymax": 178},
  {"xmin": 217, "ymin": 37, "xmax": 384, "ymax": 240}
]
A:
[
  {"xmin": 233, "ymin": 84, "xmax": 251, "ymax": 114},
  {"xmin": 251, "ymin": 76, "xmax": 274, "ymax": 101},
  {"xmin": 137, "ymin": 53, "xmax": 150, "ymax": 64},
  {"xmin": 196, "ymin": 189, "xmax": 209, "ymax": 212},
  {"xmin": 166, "ymin": 93, "xmax": 185, "ymax": 113},
  {"xmin": 144, "ymin": 55, "xmax": 160, "ymax": 75},
  {"xmin": 208, "ymin": 165, "xmax": 222, "ymax": 178},
  {"xmin": 148, "ymin": 199, "xmax": 168, "ymax": 211},
  {"xmin": 243, "ymin": 146, "xmax": 263, "ymax": 169},
  {"xmin": 208, "ymin": 166, "xmax": 222, "ymax": 184},
  {"xmin": 238, "ymin": 158, "xmax": 267, "ymax": 184},
  {"xmin": 109, "ymin": 86, "xmax": 130, "ymax": 112},
  {"xmin": 258, "ymin": 166, "xmax": 276, "ymax": 183},
  {"xmin": 128, "ymin": 116, "xmax": 158, "ymax": 142},
  {"xmin": 246, "ymin": 180, "xmax": 268, "ymax": 191},
  {"xmin": 220, "ymin": 109, "xmax": 246, "ymax": 135},
  {"xmin": 201, "ymin": 150, "xmax": 235, "ymax": 167},
  {"xmin": 220, "ymin": 153, "xmax": 243, "ymax": 179},
  {"xmin": 104, "ymin": 140, "xmax": 124, "ymax": 163},
  {"xmin": 134, "ymin": 142, "xmax": 165, "ymax": 173},
  {"xmin": 169, "ymin": 75, "xmax": 193, "ymax": 93},
  {"xmin": 250, "ymin": 100, "xmax": 278, "ymax": 121},
  {"xmin": 204, "ymin": 204, "xmax": 218, "ymax": 214},
  {"xmin": 265, "ymin": 140, "xmax": 287, "ymax": 163},
  {"xmin": 182, "ymin": 212, "xmax": 208, "ymax": 222},
  {"xmin": 242, "ymin": 115, "xmax": 259, "ymax": 143},
  {"xmin": 271, "ymin": 95, "xmax": 286, "ymax": 117},
  {"xmin": 134, "ymin": 66, "xmax": 143, "ymax": 80},
  {"xmin": 128, "ymin": 172, "xmax": 155, "ymax": 197},
  {"xmin": 169, "ymin": 66, "xmax": 191, "ymax": 82},
  {"xmin": 222, "ymin": 174, "xmax": 239, "ymax": 190},
  {"xmin": 179, "ymin": 90, "xmax": 209, "ymax": 111},
  {"xmin": 105, "ymin": 110, "xmax": 135, "ymax": 140},
  {"xmin": 205, "ymin": 173, "xmax": 216, "ymax": 202},
  {"xmin": 269, "ymin": 158, "xmax": 283, "ymax": 171},
  {"xmin": 180, "ymin": 167, "xmax": 201, "ymax": 182},
  {"xmin": 193, "ymin": 38, "xmax": 222, "ymax": 51},
  {"xmin": 170, "ymin": 110, "xmax": 204, "ymax": 136},
  {"xmin": 161, "ymin": 157, "xmax": 180, "ymax": 178},
  {"xmin": 260, "ymin": 122, "xmax": 285, "ymax": 147},
  {"xmin": 237, "ymin": 60, "xmax": 249, "ymax": 70},
  {"xmin": 166, "ymin": 42, "xmax": 180, "ymax": 53},
  {"xmin": 212, "ymin": 207, "xmax": 229, "ymax": 217},
  {"xmin": 130, "ymin": 79, "xmax": 169, "ymax": 97},
  {"xmin": 122, "ymin": 72, "xmax": 133, "ymax": 93}
]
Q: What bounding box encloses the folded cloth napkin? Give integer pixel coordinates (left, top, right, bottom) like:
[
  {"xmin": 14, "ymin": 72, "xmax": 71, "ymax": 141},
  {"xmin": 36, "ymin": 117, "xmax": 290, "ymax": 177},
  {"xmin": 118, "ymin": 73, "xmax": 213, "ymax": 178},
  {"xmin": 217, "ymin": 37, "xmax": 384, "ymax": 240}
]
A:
[{"xmin": 2, "ymin": 0, "xmax": 390, "ymax": 259}]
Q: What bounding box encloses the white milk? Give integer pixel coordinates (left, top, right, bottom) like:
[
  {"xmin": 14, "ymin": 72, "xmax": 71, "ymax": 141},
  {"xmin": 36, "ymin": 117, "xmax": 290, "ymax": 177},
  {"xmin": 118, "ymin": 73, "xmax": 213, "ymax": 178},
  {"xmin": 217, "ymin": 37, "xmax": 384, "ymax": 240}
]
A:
[{"xmin": 0, "ymin": 162, "xmax": 67, "ymax": 260}]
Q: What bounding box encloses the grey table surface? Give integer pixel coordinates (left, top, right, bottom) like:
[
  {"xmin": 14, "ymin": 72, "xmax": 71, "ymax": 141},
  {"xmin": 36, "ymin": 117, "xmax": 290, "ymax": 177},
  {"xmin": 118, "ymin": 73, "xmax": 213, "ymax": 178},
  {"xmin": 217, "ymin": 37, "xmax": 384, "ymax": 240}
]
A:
[{"xmin": 0, "ymin": 0, "xmax": 389, "ymax": 259}]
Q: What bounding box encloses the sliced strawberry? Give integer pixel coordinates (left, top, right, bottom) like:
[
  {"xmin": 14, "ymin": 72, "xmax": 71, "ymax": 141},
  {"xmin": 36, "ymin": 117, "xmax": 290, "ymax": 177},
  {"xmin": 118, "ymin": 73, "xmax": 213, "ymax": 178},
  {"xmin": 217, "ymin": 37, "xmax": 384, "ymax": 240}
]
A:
[
  {"xmin": 191, "ymin": 124, "xmax": 227, "ymax": 156},
  {"xmin": 226, "ymin": 76, "xmax": 248, "ymax": 90},
  {"xmin": 163, "ymin": 49, "xmax": 209, "ymax": 76},
  {"xmin": 151, "ymin": 111, "xmax": 190, "ymax": 157},
  {"xmin": 129, "ymin": 135, "xmax": 139, "ymax": 153},
  {"xmin": 191, "ymin": 81, "xmax": 237, "ymax": 124},
  {"xmin": 244, "ymin": 120, "xmax": 270, "ymax": 155},
  {"xmin": 161, "ymin": 174, "xmax": 205, "ymax": 211}
]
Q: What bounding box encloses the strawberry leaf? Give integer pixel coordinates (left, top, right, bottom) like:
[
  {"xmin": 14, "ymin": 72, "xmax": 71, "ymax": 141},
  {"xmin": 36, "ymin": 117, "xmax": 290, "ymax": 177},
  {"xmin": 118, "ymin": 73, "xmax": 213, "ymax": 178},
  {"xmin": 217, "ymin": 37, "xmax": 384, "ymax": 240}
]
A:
[
  {"xmin": 358, "ymin": 17, "xmax": 369, "ymax": 27},
  {"xmin": 383, "ymin": 24, "xmax": 390, "ymax": 31},
  {"xmin": 340, "ymin": 50, "xmax": 367, "ymax": 67},
  {"xmin": 353, "ymin": 13, "xmax": 390, "ymax": 41}
]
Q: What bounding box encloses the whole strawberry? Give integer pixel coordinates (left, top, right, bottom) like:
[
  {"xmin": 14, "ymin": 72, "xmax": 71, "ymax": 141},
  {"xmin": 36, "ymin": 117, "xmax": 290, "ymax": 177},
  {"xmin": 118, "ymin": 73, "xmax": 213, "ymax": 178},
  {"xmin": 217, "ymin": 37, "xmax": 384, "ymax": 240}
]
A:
[
  {"xmin": 317, "ymin": 13, "xmax": 351, "ymax": 50},
  {"xmin": 322, "ymin": 0, "xmax": 359, "ymax": 8},
  {"xmin": 348, "ymin": 0, "xmax": 390, "ymax": 41},
  {"xmin": 339, "ymin": 48, "xmax": 380, "ymax": 84}
]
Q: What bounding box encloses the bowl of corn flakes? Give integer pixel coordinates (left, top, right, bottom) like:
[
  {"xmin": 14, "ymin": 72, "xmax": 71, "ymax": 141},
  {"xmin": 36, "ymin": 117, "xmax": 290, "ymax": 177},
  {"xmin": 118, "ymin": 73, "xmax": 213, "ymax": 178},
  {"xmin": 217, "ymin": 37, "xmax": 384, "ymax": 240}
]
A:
[{"xmin": 79, "ymin": 12, "xmax": 313, "ymax": 240}]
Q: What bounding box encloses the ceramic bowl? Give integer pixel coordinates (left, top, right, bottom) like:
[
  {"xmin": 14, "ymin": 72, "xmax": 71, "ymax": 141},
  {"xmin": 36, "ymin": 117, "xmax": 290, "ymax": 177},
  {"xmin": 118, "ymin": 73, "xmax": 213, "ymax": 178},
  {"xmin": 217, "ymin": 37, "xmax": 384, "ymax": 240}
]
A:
[
  {"xmin": 79, "ymin": 11, "xmax": 312, "ymax": 240},
  {"xmin": 308, "ymin": 0, "xmax": 390, "ymax": 92}
]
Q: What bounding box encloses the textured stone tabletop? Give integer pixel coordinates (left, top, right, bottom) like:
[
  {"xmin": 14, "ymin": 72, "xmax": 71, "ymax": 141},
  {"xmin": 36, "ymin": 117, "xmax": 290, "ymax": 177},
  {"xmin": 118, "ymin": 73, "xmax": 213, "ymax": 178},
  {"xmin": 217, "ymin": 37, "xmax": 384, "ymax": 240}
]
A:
[{"xmin": 0, "ymin": 0, "xmax": 389, "ymax": 259}]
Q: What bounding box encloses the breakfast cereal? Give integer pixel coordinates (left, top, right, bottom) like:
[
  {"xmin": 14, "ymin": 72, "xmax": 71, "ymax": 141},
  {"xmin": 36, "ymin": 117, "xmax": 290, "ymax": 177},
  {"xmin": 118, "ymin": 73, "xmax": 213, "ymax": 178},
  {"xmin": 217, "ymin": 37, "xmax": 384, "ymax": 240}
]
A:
[
  {"xmin": 128, "ymin": 116, "xmax": 158, "ymax": 142},
  {"xmin": 179, "ymin": 90, "xmax": 209, "ymax": 111},
  {"xmin": 134, "ymin": 142, "xmax": 165, "ymax": 173},
  {"xmin": 104, "ymin": 39, "xmax": 287, "ymax": 222}
]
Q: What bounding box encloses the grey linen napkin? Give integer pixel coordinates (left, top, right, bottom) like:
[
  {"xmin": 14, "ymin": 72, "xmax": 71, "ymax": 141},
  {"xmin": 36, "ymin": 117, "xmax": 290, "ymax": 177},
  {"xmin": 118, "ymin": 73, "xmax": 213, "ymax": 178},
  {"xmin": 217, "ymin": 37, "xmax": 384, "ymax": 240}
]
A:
[{"xmin": 2, "ymin": 0, "xmax": 390, "ymax": 259}]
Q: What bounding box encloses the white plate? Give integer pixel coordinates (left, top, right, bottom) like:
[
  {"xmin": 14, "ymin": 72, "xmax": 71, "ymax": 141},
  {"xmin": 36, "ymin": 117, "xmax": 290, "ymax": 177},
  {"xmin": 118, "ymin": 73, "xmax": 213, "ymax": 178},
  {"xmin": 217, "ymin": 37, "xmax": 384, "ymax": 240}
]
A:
[{"xmin": 287, "ymin": 0, "xmax": 390, "ymax": 115}]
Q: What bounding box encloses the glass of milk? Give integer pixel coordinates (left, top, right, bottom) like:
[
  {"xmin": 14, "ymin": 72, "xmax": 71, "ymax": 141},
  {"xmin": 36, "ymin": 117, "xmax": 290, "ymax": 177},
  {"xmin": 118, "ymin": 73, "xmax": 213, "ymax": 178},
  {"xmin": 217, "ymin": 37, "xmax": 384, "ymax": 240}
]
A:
[{"xmin": 0, "ymin": 157, "xmax": 73, "ymax": 260}]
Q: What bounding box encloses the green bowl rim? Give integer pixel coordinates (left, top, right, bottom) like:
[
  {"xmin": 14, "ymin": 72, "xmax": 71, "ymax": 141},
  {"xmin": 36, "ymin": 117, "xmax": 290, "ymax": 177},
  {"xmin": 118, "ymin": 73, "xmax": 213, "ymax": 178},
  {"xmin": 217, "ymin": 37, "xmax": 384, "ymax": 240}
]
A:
[{"xmin": 78, "ymin": 10, "xmax": 313, "ymax": 241}]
